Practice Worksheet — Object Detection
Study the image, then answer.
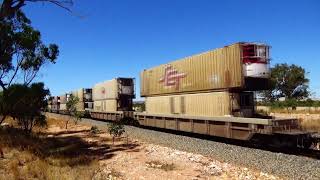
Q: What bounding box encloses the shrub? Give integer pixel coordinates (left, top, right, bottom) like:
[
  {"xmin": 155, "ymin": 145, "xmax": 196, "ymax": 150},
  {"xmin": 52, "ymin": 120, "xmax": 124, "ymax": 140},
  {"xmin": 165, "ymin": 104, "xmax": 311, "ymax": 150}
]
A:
[
  {"xmin": 107, "ymin": 122, "xmax": 125, "ymax": 145},
  {"xmin": 90, "ymin": 126, "xmax": 99, "ymax": 134}
]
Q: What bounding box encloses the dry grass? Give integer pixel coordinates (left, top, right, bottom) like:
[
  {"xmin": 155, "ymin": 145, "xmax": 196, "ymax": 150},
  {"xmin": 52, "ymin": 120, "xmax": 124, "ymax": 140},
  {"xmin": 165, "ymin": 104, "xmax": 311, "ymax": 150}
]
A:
[
  {"xmin": 0, "ymin": 117, "xmax": 121, "ymax": 180},
  {"xmin": 270, "ymin": 108, "xmax": 320, "ymax": 114},
  {"xmin": 300, "ymin": 119, "xmax": 320, "ymax": 132}
]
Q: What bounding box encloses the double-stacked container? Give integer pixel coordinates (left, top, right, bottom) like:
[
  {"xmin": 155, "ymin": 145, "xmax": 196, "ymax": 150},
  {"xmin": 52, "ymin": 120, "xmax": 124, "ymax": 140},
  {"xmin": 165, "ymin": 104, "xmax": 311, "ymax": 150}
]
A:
[
  {"xmin": 141, "ymin": 42, "xmax": 270, "ymax": 118},
  {"xmin": 71, "ymin": 88, "xmax": 93, "ymax": 111},
  {"xmin": 92, "ymin": 78, "xmax": 135, "ymax": 112}
]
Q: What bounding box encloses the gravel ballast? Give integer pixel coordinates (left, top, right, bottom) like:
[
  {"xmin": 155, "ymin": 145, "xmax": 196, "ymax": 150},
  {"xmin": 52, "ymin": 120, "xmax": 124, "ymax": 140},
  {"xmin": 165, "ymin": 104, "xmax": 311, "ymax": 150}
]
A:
[{"xmin": 48, "ymin": 113, "xmax": 320, "ymax": 179}]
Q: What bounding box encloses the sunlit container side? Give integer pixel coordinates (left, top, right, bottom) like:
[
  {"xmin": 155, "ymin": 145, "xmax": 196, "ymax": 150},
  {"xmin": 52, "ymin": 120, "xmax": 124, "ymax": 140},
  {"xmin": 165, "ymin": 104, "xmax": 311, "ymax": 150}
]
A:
[
  {"xmin": 141, "ymin": 43, "xmax": 243, "ymax": 96},
  {"xmin": 71, "ymin": 89, "xmax": 84, "ymax": 101},
  {"xmin": 145, "ymin": 91, "xmax": 254, "ymax": 117},
  {"xmin": 59, "ymin": 103, "xmax": 67, "ymax": 111},
  {"xmin": 59, "ymin": 94, "xmax": 68, "ymax": 104},
  {"xmin": 93, "ymin": 99, "xmax": 117, "ymax": 112},
  {"xmin": 69, "ymin": 88, "xmax": 93, "ymax": 111},
  {"xmin": 145, "ymin": 92, "xmax": 231, "ymax": 117},
  {"xmin": 58, "ymin": 94, "xmax": 68, "ymax": 111},
  {"xmin": 92, "ymin": 78, "xmax": 135, "ymax": 112},
  {"xmin": 92, "ymin": 79, "xmax": 118, "ymax": 100},
  {"xmin": 141, "ymin": 42, "xmax": 271, "ymax": 96}
]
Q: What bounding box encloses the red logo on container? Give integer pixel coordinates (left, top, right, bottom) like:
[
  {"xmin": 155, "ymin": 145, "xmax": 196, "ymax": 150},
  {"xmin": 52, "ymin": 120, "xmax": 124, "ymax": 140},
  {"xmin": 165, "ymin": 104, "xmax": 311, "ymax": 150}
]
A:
[{"xmin": 159, "ymin": 64, "xmax": 186, "ymax": 90}]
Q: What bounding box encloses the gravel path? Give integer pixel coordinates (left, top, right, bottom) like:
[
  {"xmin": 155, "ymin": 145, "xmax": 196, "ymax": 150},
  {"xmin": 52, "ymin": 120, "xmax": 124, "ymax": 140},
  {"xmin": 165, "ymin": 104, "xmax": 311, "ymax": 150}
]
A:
[{"xmin": 48, "ymin": 113, "xmax": 320, "ymax": 180}]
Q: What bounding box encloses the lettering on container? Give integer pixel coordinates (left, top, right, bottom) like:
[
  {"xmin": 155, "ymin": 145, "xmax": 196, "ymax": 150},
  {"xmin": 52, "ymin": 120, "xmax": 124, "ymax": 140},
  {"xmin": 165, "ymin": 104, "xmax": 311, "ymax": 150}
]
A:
[{"xmin": 159, "ymin": 64, "xmax": 186, "ymax": 90}]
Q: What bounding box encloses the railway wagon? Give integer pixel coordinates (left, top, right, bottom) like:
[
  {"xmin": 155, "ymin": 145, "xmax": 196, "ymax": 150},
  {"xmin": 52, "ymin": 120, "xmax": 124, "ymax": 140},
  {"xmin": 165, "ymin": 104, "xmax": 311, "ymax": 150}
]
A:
[
  {"xmin": 141, "ymin": 42, "xmax": 270, "ymax": 97},
  {"xmin": 90, "ymin": 78, "xmax": 135, "ymax": 120},
  {"xmin": 137, "ymin": 42, "xmax": 314, "ymax": 147}
]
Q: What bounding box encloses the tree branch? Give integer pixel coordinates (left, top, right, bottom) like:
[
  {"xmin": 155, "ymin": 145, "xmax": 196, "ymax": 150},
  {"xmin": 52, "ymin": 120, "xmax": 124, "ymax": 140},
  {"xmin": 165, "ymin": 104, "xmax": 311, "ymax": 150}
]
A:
[{"xmin": 1, "ymin": 0, "xmax": 73, "ymax": 19}]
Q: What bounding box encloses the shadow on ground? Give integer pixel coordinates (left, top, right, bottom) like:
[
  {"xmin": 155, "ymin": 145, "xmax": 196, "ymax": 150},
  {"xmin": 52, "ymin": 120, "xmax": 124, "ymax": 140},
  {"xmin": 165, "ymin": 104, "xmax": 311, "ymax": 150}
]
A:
[{"xmin": 0, "ymin": 127, "xmax": 140, "ymax": 166}]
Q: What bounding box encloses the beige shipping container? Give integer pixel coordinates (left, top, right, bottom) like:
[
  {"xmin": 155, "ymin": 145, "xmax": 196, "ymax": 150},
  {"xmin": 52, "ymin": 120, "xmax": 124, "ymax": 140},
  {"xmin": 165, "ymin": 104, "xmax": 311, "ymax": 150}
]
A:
[
  {"xmin": 146, "ymin": 92, "xmax": 231, "ymax": 117},
  {"xmin": 71, "ymin": 89, "xmax": 84, "ymax": 101},
  {"xmin": 145, "ymin": 91, "xmax": 254, "ymax": 117},
  {"xmin": 76, "ymin": 103, "xmax": 85, "ymax": 111},
  {"xmin": 60, "ymin": 103, "xmax": 67, "ymax": 111},
  {"xmin": 141, "ymin": 43, "xmax": 243, "ymax": 96},
  {"xmin": 92, "ymin": 78, "xmax": 135, "ymax": 100},
  {"xmin": 59, "ymin": 94, "xmax": 67, "ymax": 104},
  {"xmin": 94, "ymin": 100, "xmax": 117, "ymax": 112},
  {"xmin": 92, "ymin": 79, "xmax": 119, "ymax": 100}
]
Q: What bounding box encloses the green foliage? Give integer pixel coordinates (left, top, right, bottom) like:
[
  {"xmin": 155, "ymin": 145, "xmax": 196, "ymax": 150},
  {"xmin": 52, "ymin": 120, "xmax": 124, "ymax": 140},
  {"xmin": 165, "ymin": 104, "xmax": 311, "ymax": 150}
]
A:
[
  {"xmin": 107, "ymin": 121, "xmax": 125, "ymax": 144},
  {"xmin": 65, "ymin": 94, "xmax": 83, "ymax": 128},
  {"xmin": 0, "ymin": 82, "xmax": 49, "ymax": 132},
  {"xmin": 0, "ymin": 6, "xmax": 59, "ymax": 90},
  {"xmin": 90, "ymin": 125, "xmax": 99, "ymax": 134},
  {"xmin": 66, "ymin": 94, "xmax": 79, "ymax": 115},
  {"xmin": 133, "ymin": 102, "xmax": 145, "ymax": 112},
  {"xmin": 260, "ymin": 63, "xmax": 309, "ymax": 102},
  {"xmin": 260, "ymin": 98, "xmax": 320, "ymax": 109}
]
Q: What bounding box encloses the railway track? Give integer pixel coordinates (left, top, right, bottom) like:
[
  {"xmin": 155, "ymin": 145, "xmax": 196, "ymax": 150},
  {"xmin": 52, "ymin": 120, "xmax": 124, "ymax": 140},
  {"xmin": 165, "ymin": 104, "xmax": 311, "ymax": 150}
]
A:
[{"xmin": 48, "ymin": 112, "xmax": 320, "ymax": 159}]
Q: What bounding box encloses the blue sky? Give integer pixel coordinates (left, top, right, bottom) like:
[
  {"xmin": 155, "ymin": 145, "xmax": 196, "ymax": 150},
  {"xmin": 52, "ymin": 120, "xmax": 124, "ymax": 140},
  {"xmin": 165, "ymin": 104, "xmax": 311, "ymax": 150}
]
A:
[{"xmin": 22, "ymin": 0, "xmax": 320, "ymax": 99}]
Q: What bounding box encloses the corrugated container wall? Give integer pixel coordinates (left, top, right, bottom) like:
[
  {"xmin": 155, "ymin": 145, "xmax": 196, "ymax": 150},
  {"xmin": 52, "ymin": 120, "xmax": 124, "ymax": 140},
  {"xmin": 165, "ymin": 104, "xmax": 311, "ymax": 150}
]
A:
[
  {"xmin": 145, "ymin": 92, "xmax": 231, "ymax": 117},
  {"xmin": 141, "ymin": 43, "xmax": 243, "ymax": 96},
  {"xmin": 92, "ymin": 78, "xmax": 135, "ymax": 112},
  {"xmin": 93, "ymin": 100, "xmax": 117, "ymax": 112},
  {"xmin": 93, "ymin": 79, "xmax": 118, "ymax": 100}
]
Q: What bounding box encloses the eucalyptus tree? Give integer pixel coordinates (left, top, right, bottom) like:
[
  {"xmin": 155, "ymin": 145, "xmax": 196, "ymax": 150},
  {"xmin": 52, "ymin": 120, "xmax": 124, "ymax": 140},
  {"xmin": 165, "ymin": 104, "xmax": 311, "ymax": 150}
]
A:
[{"xmin": 0, "ymin": 0, "xmax": 73, "ymax": 122}]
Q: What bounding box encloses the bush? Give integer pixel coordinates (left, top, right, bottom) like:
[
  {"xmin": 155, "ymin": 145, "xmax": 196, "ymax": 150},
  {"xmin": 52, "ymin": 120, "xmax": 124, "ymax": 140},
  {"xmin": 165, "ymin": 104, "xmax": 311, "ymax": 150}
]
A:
[
  {"xmin": 90, "ymin": 126, "xmax": 99, "ymax": 134},
  {"xmin": 107, "ymin": 122, "xmax": 125, "ymax": 145},
  {"xmin": 0, "ymin": 83, "xmax": 49, "ymax": 133}
]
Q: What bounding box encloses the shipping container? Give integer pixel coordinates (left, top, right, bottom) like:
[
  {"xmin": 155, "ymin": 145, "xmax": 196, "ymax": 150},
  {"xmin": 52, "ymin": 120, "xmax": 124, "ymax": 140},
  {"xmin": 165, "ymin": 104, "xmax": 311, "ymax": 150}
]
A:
[
  {"xmin": 93, "ymin": 98, "xmax": 133, "ymax": 112},
  {"xmin": 141, "ymin": 42, "xmax": 270, "ymax": 96},
  {"xmin": 59, "ymin": 94, "xmax": 68, "ymax": 104},
  {"xmin": 92, "ymin": 78, "xmax": 135, "ymax": 101},
  {"xmin": 60, "ymin": 103, "xmax": 67, "ymax": 111},
  {"xmin": 91, "ymin": 78, "xmax": 135, "ymax": 112},
  {"xmin": 93, "ymin": 99, "xmax": 117, "ymax": 112},
  {"xmin": 71, "ymin": 88, "xmax": 93, "ymax": 111},
  {"xmin": 145, "ymin": 91, "xmax": 254, "ymax": 117},
  {"xmin": 71, "ymin": 89, "xmax": 84, "ymax": 101}
]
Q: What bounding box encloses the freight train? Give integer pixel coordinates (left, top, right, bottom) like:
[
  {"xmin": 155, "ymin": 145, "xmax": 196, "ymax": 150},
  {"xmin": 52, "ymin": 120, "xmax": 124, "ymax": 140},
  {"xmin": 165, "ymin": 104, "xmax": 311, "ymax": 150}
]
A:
[{"xmin": 47, "ymin": 42, "xmax": 319, "ymax": 149}]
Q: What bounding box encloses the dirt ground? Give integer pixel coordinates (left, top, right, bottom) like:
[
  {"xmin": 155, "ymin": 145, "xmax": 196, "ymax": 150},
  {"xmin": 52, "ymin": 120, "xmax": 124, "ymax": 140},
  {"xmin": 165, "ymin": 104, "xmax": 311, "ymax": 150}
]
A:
[{"xmin": 0, "ymin": 118, "xmax": 281, "ymax": 180}]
